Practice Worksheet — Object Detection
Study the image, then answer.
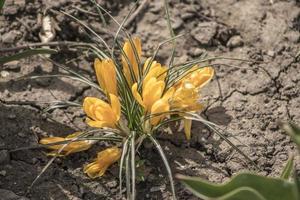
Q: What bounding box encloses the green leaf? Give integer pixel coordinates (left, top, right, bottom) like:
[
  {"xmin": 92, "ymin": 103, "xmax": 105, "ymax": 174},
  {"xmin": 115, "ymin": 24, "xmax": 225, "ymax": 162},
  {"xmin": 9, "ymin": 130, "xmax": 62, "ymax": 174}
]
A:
[
  {"xmin": 283, "ymin": 123, "xmax": 300, "ymax": 150},
  {"xmin": 217, "ymin": 187, "xmax": 266, "ymax": 200},
  {"xmin": 177, "ymin": 172, "xmax": 299, "ymax": 200},
  {"xmin": 0, "ymin": 0, "xmax": 5, "ymax": 11},
  {"xmin": 0, "ymin": 48, "xmax": 57, "ymax": 65},
  {"xmin": 280, "ymin": 156, "xmax": 294, "ymax": 180},
  {"xmin": 294, "ymin": 173, "xmax": 300, "ymax": 197}
]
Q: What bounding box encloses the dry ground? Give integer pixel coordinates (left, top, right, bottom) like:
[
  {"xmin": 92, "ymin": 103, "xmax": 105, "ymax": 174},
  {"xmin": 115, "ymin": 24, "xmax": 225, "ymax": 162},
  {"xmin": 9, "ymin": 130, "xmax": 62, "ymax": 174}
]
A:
[{"xmin": 0, "ymin": 0, "xmax": 300, "ymax": 199}]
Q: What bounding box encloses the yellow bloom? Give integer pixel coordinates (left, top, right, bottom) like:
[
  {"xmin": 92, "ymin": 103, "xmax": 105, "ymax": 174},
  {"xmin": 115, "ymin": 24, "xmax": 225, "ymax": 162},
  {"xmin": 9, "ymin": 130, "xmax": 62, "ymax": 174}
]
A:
[
  {"xmin": 132, "ymin": 77, "xmax": 165, "ymax": 112},
  {"xmin": 143, "ymin": 58, "xmax": 168, "ymax": 85},
  {"xmin": 171, "ymin": 81, "xmax": 203, "ymax": 112},
  {"xmin": 84, "ymin": 147, "xmax": 121, "ymax": 178},
  {"xmin": 94, "ymin": 58, "xmax": 117, "ymax": 96},
  {"xmin": 122, "ymin": 38, "xmax": 142, "ymax": 85},
  {"xmin": 179, "ymin": 66, "xmax": 214, "ymax": 89},
  {"xmin": 39, "ymin": 132, "xmax": 92, "ymax": 156},
  {"xmin": 170, "ymin": 82, "xmax": 204, "ymax": 141},
  {"xmin": 150, "ymin": 98, "xmax": 170, "ymax": 125},
  {"xmin": 83, "ymin": 94, "xmax": 121, "ymax": 128},
  {"xmin": 188, "ymin": 66, "xmax": 214, "ymax": 88}
]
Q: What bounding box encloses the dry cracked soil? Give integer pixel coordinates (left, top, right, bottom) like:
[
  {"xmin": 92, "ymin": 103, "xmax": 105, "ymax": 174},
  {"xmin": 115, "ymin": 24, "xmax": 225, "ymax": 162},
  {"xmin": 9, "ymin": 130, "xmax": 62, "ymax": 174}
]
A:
[{"xmin": 0, "ymin": 0, "xmax": 300, "ymax": 199}]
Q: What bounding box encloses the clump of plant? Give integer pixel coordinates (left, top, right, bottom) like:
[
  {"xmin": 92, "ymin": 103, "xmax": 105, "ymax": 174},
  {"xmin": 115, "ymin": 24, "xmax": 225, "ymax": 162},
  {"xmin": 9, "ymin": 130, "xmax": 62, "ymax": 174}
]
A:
[
  {"xmin": 39, "ymin": 36, "xmax": 214, "ymax": 197},
  {"xmin": 177, "ymin": 123, "xmax": 300, "ymax": 200}
]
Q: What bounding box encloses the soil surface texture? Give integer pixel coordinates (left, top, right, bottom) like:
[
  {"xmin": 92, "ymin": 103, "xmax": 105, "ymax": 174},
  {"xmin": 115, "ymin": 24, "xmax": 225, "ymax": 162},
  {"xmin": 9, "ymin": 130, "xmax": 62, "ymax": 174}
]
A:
[{"xmin": 0, "ymin": 0, "xmax": 300, "ymax": 199}]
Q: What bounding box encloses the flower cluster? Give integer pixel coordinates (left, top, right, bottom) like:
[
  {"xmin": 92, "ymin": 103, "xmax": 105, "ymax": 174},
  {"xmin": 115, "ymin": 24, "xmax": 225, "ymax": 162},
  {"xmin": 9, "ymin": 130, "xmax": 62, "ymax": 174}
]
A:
[{"xmin": 40, "ymin": 37, "xmax": 214, "ymax": 178}]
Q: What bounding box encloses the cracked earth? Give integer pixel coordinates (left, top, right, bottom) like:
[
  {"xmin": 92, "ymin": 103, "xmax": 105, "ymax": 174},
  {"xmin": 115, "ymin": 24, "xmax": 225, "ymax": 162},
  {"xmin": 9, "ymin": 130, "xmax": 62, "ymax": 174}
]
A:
[{"xmin": 0, "ymin": 0, "xmax": 300, "ymax": 199}]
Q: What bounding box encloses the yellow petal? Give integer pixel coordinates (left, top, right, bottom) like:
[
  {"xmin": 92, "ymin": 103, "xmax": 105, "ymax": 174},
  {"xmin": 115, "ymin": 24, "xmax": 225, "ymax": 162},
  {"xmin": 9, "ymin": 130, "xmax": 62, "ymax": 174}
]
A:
[
  {"xmin": 122, "ymin": 38, "xmax": 142, "ymax": 84},
  {"xmin": 84, "ymin": 147, "xmax": 121, "ymax": 178},
  {"xmin": 94, "ymin": 59, "xmax": 118, "ymax": 96},
  {"xmin": 132, "ymin": 83, "xmax": 145, "ymax": 108},
  {"xmin": 86, "ymin": 118, "xmax": 114, "ymax": 128},
  {"xmin": 150, "ymin": 99, "xmax": 170, "ymax": 125},
  {"xmin": 39, "ymin": 132, "xmax": 92, "ymax": 156},
  {"xmin": 83, "ymin": 97, "xmax": 111, "ymax": 121},
  {"xmin": 94, "ymin": 58, "xmax": 105, "ymax": 89},
  {"xmin": 103, "ymin": 59, "xmax": 118, "ymax": 95},
  {"xmin": 84, "ymin": 161, "xmax": 107, "ymax": 179},
  {"xmin": 184, "ymin": 119, "xmax": 192, "ymax": 140},
  {"xmin": 143, "ymin": 79, "xmax": 165, "ymax": 112},
  {"xmin": 162, "ymin": 87, "xmax": 175, "ymax": 101},
  {"xmin": 39, "ymin": 137, "xmax": 65, "ymax": 150},
  {"xmin": 190, "ymin": 66, "xmax": 214, "ymax": 88},
  {"xmin": 109, "ymin": 93, "xmax": 121, "ymax": 121}
]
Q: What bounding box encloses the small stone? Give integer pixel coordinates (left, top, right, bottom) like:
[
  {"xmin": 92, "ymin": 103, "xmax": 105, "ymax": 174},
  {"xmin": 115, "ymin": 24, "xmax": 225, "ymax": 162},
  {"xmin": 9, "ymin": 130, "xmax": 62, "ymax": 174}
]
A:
[
  {"xmin": 227, "ymin": 35, "xmax": 244, "ymax": 48},
  {"xmin": 191, "ymin": 48, "xmax": 205, "ymax": 57},
  {"xmin": 3, "ymin": 60, "xmax": 20, "ymax": 71},
  {"xmin": 267, "ymin": 50, "xmax": 275, "ymax": 58},
  {"xmin": 0, "ymin": 150, "xmax": 10, "ymax": 164},
  {"xmin": 172, "ymin": 17, "xmax": 183, "ymax": 30},
  {"xmin": 31, "ymin": 158, "xmax": 38, "ymax": 164},
  {"xmin": 181, "ymin": 12, "xmax": 195, "ymax": 20},
  {"xmin": 268, "ymin": 122, "xmax": 278, "ymax": 131},
  {"xmin": 0, "ymin": 170, "xmax": 6, "ymax": 176},
  {"xmin": 278, "ymin": 153, "xmax": 288, "ymax": 161},
  {"xmin": 0, "ymin": 71, "xmax": 10, "ymax": 78},
  {"xmin": 17, "ymin": 132, "xmax": 26, "ymax": 138},
  {"xmin": 106, "ymin": 180, "xmax": 117, "ymax": 188},
  {"xmin": 7, "ymin": 113, "xmax": 16, "ymax": 120},
  {"xmin": 150, "ymin": 186, "xmax": 161, "ymax": 192},
  {"xmin": 191, "ymin": 22, "xmax": 218, "ymax": 46},
  {"xmin": 1, "ymin": 30, "xmax": 22, "ymax": 44},
  {"xmin": 149, "ymin": 3, "xmax": 161, "ymax": 13}
]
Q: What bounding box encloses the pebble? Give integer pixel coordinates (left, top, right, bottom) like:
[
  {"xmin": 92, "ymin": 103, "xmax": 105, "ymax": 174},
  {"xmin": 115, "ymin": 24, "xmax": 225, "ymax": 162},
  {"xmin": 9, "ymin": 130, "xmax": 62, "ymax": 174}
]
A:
[
  {"xmin": 1, "ymin": 30, "xmax": 21, "ymax": 44},
  {"xmin": 172, "ymin": 17, "xmax": 183, "ymax": 30},
  {"xmin": 278, "ymin": 153, "xmax": 288, "ymax": 161},
  {"xmin": 0, "ymin": 170, "xmax": 6, "ymax": 176},
  {"xmin": 0, "ymin": 71, "xmax": 10, "ymax": 78},
  {"xmin": 191, "ymin": 48, "xmax": 205, "ymax": 57},
  {"xmin": 3, "ymin": 60, "xmax": 21, "ymax": 71},
  {"xmin": 267, "ymin": 50, "xmax": 275, "ymax": 58},
  {"xmin": 0, "ymin": 150, "xmax": 10, "ymax": 165},
  {"xmin": 150, "ymin": 185, "xmax": 165, "ymax": 192},
  {"xmin": 181, "ymin": 12, "xmax": 195, "ymax": 20},
  {"xmin": 227, "ymin": 35, "xmax": 244, "ymax": 48},
  {"xmin": 106, "ymin": 180, "xmax": 117, "ymax": 188},
  {"xmin": 7, "ymin": 113, "xmax": 16, "ymax": 120},
  {"xmin": 17, "ymin": 132, "xmax": 26, "ymax": 138},
  {"xmin": 191, "ymin": 22, "xmax": 218, "ymax": 46}
]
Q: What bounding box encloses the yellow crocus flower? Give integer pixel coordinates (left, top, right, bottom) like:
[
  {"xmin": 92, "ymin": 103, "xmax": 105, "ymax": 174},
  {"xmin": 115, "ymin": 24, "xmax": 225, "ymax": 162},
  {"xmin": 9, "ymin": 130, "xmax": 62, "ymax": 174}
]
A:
[
  {"xmin": 143, "ymin": 58, "xmax": 168, "ymax": 85},
  {"xmin": 178, "ymin": 66, "xmax": 214, "ymax": 89},
  {"xmin": 83, "ymin": 94, "xmax": 121, "ymax": 128},
  {"xmin": 170, "ymin": 82, "xmax": 204, "ymax": 141},
  {"xmin": 171, "ymin": 81, "xmax": 203, "ymax": 112},
  {"xmin": 169, "ymin": 67, "xmax": 214, "ymax": 140},
  {"xmin": 84, "ymin": 147, "xmax": 121, "ymax": 178},
  {"xmin": 94, "ymin": 58, "xmax": 117, "ymax": 96},
  {"xmin": 132, "ymin": 77, "xmax": 165, "ymax": 112},
  {"xmin": 122, "ymin": 38, "xmax": 142, "ymax": 85},
  {"xmin": 39, "ymin": 132, "xmax": 92, "ymax": 156}
]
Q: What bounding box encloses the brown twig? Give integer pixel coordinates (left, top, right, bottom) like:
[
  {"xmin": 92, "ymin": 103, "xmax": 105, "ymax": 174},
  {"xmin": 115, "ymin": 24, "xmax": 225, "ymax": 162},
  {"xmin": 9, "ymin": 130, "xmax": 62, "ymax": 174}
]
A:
[
  {"xmin": 71, "ymin": 5, "xmax": 99, "ymax": 17},
  {"xmin": 0, "ymin": 41, "xmax": 94, "ymax": 53},
  {"xmin": 125, "ymin": 0, "xmax": 149, "ymax": 28}
]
